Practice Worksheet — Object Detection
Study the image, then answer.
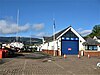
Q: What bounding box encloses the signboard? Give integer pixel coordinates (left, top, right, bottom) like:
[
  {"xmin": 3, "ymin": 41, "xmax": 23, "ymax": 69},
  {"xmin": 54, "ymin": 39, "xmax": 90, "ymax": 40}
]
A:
[{"xmin": 68, "ymin": 48, "xmax": 72, "ymax": 51}]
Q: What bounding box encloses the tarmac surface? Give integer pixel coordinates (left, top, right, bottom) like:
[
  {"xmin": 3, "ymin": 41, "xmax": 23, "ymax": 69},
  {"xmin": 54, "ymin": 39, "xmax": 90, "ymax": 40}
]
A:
[{"xmin": 0, "ymin": 52, "xmax": 100, "ymax": 75}]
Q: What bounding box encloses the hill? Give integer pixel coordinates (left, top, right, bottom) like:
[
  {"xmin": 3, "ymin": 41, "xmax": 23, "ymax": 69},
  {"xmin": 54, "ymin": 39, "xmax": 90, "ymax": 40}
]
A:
[{"xmin": 0, "ymin": 37, "xmax": 42, "ymax": 45}]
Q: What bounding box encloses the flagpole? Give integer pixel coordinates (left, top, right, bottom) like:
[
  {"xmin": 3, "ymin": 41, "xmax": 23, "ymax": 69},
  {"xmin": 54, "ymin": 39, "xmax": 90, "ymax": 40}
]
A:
[
  {"xmin": 16, "ymin": 9, "xmax": 19, "ymax": 42},
  {"xmin": 53, "ymin": 18, "xmax": 56, "ymax": 56}
]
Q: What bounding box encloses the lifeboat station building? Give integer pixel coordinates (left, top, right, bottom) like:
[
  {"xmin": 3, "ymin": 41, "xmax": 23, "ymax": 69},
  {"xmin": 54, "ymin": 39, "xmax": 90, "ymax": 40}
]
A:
[
  {"xmin": 41, "ymin": 26, "xmax": 85, "ymax": 56},
  {"xmin": 41, "ymin": 26, "xmax": 100, "ymax": 56}
]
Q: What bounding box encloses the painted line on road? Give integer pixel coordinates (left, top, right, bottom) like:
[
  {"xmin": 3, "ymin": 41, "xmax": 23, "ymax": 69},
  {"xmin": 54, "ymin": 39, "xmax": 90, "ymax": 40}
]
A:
[
  {"xmin": 52, "ymin": 61, "xmax": 64, "ymax": 70},
  {"xmin": 52, "ymin": 61, "xmax": 74, "ymax": 75},
  {"xmin": 23, "ymin": 59, "xmax": 27, "ymax": 70},
  {"xmin": 22, "ymin": 59, "xmax": 27, "ymax": 75}
]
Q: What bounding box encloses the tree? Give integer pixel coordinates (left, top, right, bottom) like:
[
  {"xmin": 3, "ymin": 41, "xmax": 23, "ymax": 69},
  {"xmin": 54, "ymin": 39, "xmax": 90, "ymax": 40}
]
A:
[{"xmin": 88, "ymin": 25, "xmax": 100, "ymax": 37}]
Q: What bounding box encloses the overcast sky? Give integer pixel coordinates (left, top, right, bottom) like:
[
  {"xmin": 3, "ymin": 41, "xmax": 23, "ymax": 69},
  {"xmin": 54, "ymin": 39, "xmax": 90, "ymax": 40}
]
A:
[{"xmin": 0, "ymin": 0, "xmax": 100, "ymax": 38}]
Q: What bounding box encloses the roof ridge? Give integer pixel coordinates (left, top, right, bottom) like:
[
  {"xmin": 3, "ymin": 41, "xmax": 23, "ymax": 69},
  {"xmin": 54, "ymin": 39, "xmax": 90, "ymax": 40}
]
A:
[{"xmin": 43, "ymin": 26, "xmax": 71, "ymax": 42}]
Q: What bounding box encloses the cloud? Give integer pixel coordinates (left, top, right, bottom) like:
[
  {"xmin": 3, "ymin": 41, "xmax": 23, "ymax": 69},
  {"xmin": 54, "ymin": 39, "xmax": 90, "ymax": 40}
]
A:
[
  {"xmin": 31, "ymin": 32, "xmax": 46, "ymax": 38},
  {"xmin": 18, "ymin": 23, "xmax": 30, "ymax": 31},
  {"xmin": 79, "ymin": 30, "xmax": 92, "ymax": 36},
  {"xmin": 36, "ymin": 32, "xmax": 45, "ymax": 37},
  {"xmin": 33, "ymin": 23, "xmax": 44, "ymax": 31},
  {"xmin": 77, "ymin": 28, "xmax": 92, "ymax": 36},
  {"xmin": 0, "ymin": 20, "xmax": 30, "ymax": 34},
  {"xmin": 77, "ymin": 28, "xmax": 83, "ymax": 31}
]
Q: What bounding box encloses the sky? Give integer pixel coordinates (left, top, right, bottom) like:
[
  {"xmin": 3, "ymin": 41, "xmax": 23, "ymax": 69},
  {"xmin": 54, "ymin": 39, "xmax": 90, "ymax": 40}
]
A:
[{"xmin": 0, "ymin": 0, "xmax": 100, "ymax": 38}]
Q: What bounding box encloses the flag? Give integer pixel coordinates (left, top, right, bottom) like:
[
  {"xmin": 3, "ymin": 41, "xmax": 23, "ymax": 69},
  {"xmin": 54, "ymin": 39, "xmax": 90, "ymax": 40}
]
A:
[{"xmin": 53, "ymin": 18, "xmax": 56, "ymax": 29}]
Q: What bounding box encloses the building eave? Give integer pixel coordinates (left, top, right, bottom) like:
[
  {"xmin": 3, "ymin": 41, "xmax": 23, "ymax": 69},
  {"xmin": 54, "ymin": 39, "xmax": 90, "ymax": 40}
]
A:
[{"xmin": 43, "ymin": 26, "xmax": 85, "ymax": 43}]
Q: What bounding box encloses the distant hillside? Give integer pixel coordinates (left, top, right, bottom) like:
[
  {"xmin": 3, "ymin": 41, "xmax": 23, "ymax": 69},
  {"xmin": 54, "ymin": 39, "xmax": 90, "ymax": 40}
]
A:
[{"xmin": 0, "ymin": 37, "xmax": 42, "ymax": 45}]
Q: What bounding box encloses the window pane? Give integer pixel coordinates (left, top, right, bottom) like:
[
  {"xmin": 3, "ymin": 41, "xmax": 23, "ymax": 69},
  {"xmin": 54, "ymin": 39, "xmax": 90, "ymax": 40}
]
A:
[
  {"xmin": 93, "ymin": 46, "xmax": 97, "ymax": 50},
  {"xmin": 89, "ymin": 46, "xmax": 92, "ymax": 50}
]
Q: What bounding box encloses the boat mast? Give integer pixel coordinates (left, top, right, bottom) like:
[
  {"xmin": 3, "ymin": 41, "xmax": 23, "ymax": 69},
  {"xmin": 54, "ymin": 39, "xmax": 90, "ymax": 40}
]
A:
[{"xmin": 30, "ymin": 31, "xmax": 32, "ymax": 45}]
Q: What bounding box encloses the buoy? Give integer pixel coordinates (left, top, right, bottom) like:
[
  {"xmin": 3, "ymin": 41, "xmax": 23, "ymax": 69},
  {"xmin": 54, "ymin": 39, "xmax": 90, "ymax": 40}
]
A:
[
  {"xmin": 88, "ymin": 54, "xmax": 90, "ymax": 58},
  {"xmin": 64, "ymin": 54, "xmax": 67, "ymax": 58},
  {"xmin": 78, "ymin": 54, "xmax": 80, "ymax": 58}
]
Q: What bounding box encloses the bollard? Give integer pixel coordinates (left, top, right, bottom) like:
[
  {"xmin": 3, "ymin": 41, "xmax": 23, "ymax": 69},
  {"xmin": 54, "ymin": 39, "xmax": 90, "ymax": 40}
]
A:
[
  {"xmin": 64, "ymin": 54, "xmax": 67, "ymax": 58},
  {"xmin": 88, "ymin": 54, "xmax": 90, "ymax": 58},
  {"xmin": 78, "ymin": 54, "xmax": 80, "ymax": 58}
]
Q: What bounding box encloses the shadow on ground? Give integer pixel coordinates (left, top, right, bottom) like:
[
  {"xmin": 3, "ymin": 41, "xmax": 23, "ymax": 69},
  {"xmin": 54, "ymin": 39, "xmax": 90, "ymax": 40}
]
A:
[
  {"xmin": 0, "ymin": 52, "xmax": 51, "ymax": 65},
  {"xmin": 20, "ymin": 52, "xmax": 51, "ymax": 59},
  {"xmin": 8, "ymin": 52, "xmax": 51, "ymax": 59}
]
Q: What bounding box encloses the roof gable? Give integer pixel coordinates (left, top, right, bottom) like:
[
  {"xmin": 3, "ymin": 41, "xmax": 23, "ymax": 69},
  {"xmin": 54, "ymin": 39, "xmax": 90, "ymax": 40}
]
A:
[
  {"xmin": 43, "ymin": 26, "xmax": 85, "ymax": 42},
  {"xmin": 43, "ymin": 26, "xmax": 70, "ymax": 42},
  {"xmin": 57, "ymin": 26, "xmax": 85, "ymax": 42},
  {"xmin": 93, "ymin": 36, "xmax": 100, "ymax": 39},
  {"xmin": 62, "ymin": 29, "xmax": 78, "ymax": 38}
]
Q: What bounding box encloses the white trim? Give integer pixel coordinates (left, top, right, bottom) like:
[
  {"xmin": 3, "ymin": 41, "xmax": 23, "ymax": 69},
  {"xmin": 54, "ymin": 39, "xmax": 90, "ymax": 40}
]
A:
[
  {"xmin": 56, "ymin": 26, "xmax": 85, "ymax": 42},
  {"xmin": 57, "ymin": 26, "xmax": 71, "ymax": 40},
  {"xmin": 71, "ymin": 27, "xmax": 85, "ymax": 42}
]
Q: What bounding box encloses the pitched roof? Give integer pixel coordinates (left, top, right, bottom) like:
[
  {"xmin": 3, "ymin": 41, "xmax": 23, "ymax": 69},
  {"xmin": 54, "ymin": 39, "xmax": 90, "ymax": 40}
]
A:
[
  {"xmin": 83, "ymin": 37, "xmax": 100, "ymax": 45},
  {"xmin": 43, "ymin": 26, "xmax": 70, "ymax": 42},
  {"xmin": 96, "ymin": 36, "xmax": 100, "ymax": 39},
  {"xmin": 43, "ymin": 26, "xmax": 86, "ymax": 43},
  {"xmin": 43, "ymin": 36, "xmax": 53, "ymax": 43},
  {"xmin": 43, "ymin": 26, "xmax": 72, "ymax": 43}
]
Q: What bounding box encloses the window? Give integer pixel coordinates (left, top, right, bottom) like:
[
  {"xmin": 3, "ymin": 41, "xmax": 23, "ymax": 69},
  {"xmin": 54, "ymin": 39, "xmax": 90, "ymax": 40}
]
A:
[
  {"xmin": 71, "ymin": 38, "xmax": 74, "ymax": 40},
  {"xmin": 62, "ymin": 37, "xmax": 65, "ymax": 40},
  {"xmin": 89, "ymin": 46, "xmax": 92, "ymax": 50},
  {"xmin": 93, "ymin": 46, "xmax": 97, "ymax": 50},
  {"xmin": 66, "ymin": 38, "xmax": 69, "ymax": 40},
  {"xmin": 86, "ymin": 45, "xmax": 97, "ymax": 50}
]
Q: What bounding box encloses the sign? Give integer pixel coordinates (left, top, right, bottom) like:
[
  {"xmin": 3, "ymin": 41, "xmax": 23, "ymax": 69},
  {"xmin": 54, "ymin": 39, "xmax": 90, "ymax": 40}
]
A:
[{"xmin": 68, "ymin": 48, "xmax": 72, "ymax": 51}]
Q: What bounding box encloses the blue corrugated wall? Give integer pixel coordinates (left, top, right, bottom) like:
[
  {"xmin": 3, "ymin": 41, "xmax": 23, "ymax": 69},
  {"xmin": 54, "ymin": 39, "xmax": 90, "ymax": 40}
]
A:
[{"xmin": 62, "ymin": 40, "xmax": 79, "ymax": 55}]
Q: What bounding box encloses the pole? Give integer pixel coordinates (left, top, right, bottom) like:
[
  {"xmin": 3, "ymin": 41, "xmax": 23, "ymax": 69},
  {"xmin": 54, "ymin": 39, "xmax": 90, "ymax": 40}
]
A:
[
  {"xmin": 16, "ymin": 9, "xmax": 19, "ymax": 42},
  {"xmin": 30, "ymin": 31, "xmax": 32, "ymax": 45},
  {"xmin": 53, "ymin": 18, "xmax": 56, "ymax": 56}
]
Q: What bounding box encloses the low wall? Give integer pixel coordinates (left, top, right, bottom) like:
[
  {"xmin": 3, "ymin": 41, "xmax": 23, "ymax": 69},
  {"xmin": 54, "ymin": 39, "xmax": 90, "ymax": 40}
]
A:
[
  {"xmin": 43, "ymin": 50, "xmax": 100, "ymax": 56},
  {"xmin": 84, "ymin": 51, "xmax": 100, "ymax": 56},
  {"xmin": 42, "ymin": 49, "xmax": 60, "ymax": 56}
]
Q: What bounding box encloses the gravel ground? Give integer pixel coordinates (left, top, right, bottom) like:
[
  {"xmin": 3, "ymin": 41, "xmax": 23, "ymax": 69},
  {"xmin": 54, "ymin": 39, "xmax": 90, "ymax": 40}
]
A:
[{"xmin": 0, "ymin": 52, "xmax": 100, "ymax": 75}]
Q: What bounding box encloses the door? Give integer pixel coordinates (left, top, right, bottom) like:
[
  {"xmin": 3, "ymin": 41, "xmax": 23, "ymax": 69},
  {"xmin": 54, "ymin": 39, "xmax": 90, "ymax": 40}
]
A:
[{"xmin": 62, "ymin": 40, "xmax": 79, "ymax": 55}]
